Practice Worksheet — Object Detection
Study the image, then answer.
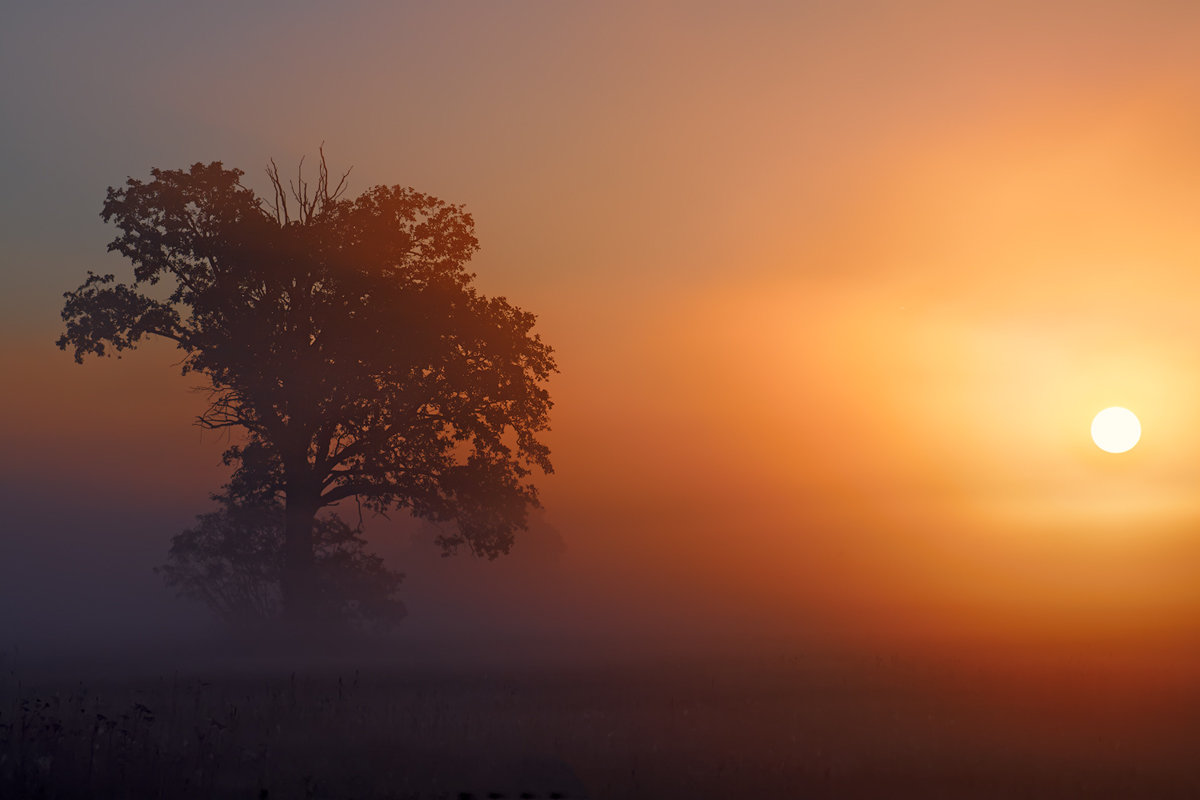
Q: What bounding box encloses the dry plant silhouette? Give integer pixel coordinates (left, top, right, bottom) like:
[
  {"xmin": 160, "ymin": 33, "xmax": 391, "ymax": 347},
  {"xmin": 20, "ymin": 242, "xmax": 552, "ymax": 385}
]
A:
[{"xmin": 57, "ymin": 151, "xmax": 555, "ymax": 627}]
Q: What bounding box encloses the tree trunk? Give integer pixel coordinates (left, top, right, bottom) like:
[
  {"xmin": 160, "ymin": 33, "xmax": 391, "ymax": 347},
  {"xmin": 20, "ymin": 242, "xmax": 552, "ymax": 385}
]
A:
[{"xmin": 280, "ymin": 492, "xmax": 319, "ymax": 625}]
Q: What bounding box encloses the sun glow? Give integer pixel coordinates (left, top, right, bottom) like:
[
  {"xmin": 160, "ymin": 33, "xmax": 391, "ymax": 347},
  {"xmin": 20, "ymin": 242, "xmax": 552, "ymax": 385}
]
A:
[{"xmin": 1091, "ymin": 407, "xmax": 1141, "ymax": 454}]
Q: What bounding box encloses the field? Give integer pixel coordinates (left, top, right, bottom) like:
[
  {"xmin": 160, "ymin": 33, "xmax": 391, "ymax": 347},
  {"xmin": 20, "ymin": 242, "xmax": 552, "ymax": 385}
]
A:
[{"xmin": 3, "ymin": 643, "xmax": 1200, "ymax": 799}]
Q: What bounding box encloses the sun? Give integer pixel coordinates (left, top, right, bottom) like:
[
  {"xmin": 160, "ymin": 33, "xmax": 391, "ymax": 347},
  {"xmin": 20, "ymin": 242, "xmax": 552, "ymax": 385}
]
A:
[{"xmin": 1091, "ymin": 407, "xmax": 1141, "ymax": 454}]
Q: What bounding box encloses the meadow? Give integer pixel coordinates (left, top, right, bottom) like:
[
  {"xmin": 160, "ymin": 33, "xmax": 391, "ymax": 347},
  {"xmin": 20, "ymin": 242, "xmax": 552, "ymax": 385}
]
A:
[{"xmin": 4, "ymin": 642, "xmax": 1199, "ymax": 799}]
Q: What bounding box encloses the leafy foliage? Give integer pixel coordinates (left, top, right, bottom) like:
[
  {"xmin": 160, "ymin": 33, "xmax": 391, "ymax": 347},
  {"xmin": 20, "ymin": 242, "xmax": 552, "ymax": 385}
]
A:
[
  {"xmin": 58, "ymin": 153, "xmax": 555, "ymax": 618},
  {"xmin": 158, "ymin": 491, "xmax": 406, "ymax": 633}
]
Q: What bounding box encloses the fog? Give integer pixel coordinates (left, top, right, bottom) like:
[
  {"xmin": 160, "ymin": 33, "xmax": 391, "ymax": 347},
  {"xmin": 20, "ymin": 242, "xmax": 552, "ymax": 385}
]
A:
[{"xmin": 10, "ymin": 3, "xmax": 1200, "ymax": 794}]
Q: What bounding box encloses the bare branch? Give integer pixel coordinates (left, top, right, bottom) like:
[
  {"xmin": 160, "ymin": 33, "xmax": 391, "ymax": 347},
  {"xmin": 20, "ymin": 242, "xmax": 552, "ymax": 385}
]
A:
[
  {"xmin": 266, "ymin": 159, "xmax": 289, "ymax": 224},
  {"xmin": 319, "ymin": 143, "xmax": 352, "ymax": 204}
]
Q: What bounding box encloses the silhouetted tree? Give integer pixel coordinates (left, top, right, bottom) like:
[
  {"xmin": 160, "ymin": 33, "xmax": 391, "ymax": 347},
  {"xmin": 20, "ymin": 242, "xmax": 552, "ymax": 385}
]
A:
[
  {"xmin": 58, "ymin": 153, "xmax": 555, "ymax": 623},
  {"xmin": 158, "ymin": 488, "xmax": 406, "ymax": 633}
]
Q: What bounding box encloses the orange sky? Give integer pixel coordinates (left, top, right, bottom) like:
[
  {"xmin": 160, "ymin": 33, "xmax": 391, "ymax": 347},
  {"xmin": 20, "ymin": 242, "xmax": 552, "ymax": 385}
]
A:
[{"xmin": 7, "ymin": 1, "xmax": 1200, "ymax": 654}]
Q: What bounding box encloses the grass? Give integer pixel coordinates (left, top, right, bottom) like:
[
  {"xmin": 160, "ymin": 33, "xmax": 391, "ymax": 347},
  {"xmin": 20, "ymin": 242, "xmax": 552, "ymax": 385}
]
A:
[{"xmin": 4, "ymin": 644, "xmax": 1200, "ymax": 798}]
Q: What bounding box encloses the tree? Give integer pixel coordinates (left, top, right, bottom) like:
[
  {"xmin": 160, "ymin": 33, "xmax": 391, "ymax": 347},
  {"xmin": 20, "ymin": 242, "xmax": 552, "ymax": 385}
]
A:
[
  {"xmin": 58, "ymin": 154, "xmax": 555, "ymax": 623},
  {"xmin": 158, "ymin": 487, "xmax": 406, "ymax": 634}
]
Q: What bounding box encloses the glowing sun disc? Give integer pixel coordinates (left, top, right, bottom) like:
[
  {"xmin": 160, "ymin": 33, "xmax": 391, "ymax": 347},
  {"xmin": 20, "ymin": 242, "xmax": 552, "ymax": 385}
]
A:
[{"xmin": 1091, "ymin": 407, "xmax": 1141, "ymax": 453}]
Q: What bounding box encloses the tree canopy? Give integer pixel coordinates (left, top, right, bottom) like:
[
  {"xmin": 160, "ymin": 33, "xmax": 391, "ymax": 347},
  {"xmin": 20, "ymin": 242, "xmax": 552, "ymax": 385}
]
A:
[{"xmin": 59, "ymin": 155, "xmax": 555, "ymax": 620}]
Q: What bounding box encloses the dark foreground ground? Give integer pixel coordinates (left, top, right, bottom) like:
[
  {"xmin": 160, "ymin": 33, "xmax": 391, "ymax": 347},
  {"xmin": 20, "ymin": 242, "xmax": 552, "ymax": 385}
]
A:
[{"xmin": 3, "ymin": 641, "xmax": 1200, "ymax": 799}]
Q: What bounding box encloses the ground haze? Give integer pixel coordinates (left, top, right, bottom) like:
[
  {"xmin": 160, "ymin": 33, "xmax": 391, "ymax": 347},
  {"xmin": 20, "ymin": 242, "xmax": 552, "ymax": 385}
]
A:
[{"xmin": 6, "ymin": 634, "xmax": 1200, "ymax": 798}]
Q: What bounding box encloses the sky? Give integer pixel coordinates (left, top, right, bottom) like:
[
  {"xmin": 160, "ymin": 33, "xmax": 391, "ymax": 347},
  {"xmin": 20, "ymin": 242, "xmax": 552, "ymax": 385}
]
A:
[{"xmin": 7, "ymin": 1, "xmax": 1200, "ymax": 659}]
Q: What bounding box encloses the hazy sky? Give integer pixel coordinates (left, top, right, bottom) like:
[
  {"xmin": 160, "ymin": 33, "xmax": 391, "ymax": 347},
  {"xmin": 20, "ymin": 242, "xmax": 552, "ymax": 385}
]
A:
[{"xmin": 7, "ymin": 1, "xmax": 1200, "ymax": 653}]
